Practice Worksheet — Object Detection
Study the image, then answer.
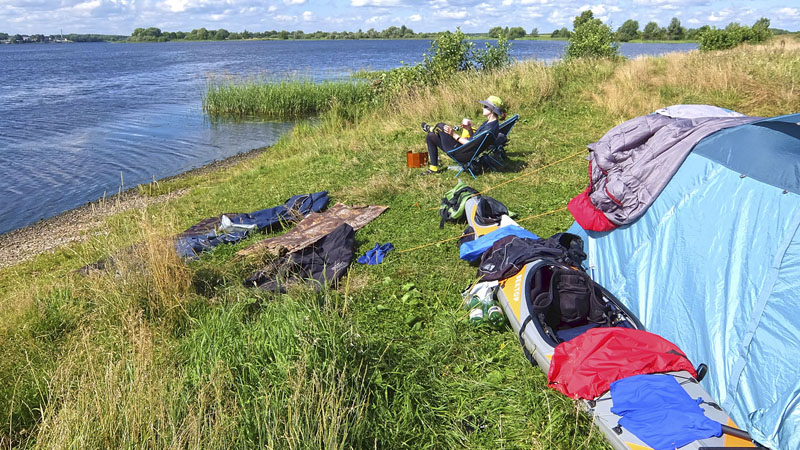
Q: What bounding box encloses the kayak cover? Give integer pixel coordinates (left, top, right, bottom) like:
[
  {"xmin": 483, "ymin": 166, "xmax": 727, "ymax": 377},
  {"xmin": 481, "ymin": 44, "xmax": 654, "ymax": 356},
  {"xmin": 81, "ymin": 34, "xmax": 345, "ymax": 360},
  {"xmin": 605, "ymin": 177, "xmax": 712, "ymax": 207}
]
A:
[
  {"xmin": 547, "ymin": 327, "xmax": 697, "ymax": 399},
  {"xmin": 610, "ymin": 374, "xmax": 722, "ymax": 450}
]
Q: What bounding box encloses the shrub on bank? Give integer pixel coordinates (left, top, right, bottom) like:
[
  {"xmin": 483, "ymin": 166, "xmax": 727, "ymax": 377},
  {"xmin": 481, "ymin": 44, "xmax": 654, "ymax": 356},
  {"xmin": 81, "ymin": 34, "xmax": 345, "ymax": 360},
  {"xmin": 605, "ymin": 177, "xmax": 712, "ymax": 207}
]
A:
[
  {"xmin": 698, "ymin": 18, "xmax": 772, "ymax": 51},
  {"xmin": 565, "ymin": 11, "xmax": 619, "ymax": 59}
]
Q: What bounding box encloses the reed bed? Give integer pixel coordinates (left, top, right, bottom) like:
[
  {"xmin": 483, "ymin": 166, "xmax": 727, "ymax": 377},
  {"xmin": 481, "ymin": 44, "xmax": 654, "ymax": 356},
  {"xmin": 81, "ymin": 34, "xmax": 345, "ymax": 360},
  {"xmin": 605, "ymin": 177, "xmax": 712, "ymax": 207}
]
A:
[{"xmin": 202, "ymin": 78, "xmax": 374, "ymax": 119}]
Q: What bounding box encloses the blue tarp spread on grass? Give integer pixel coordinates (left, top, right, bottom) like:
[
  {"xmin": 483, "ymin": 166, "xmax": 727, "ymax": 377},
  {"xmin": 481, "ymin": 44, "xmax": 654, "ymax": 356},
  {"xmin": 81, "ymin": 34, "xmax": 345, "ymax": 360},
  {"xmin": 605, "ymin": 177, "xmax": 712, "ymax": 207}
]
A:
[{"xmin": 568, "ymin": 113, "xmax": 800, "ymax": 450}]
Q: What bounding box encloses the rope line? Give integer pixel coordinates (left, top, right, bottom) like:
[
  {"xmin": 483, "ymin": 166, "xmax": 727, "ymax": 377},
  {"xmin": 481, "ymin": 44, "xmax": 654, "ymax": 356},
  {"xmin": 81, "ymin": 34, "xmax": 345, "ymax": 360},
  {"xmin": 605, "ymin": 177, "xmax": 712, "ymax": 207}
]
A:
[
  {"xmin": 426, "ymin": 150, "xmax": 585, "ymax": 211},
  {"xmin": 396, "ymin": 206, "xmax": 570, "ymax": 255}
]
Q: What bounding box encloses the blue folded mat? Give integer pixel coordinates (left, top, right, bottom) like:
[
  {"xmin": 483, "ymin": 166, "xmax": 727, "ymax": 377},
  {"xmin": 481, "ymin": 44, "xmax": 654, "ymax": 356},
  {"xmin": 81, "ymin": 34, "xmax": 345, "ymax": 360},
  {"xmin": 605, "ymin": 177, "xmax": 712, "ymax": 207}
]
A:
[
  {"xmin": 459, "ymin": 225, "xmax": 538, "ymax": 262},
  {"xmin": 610, "ymin": 374, "xmax": 722, "ymax": 450}
]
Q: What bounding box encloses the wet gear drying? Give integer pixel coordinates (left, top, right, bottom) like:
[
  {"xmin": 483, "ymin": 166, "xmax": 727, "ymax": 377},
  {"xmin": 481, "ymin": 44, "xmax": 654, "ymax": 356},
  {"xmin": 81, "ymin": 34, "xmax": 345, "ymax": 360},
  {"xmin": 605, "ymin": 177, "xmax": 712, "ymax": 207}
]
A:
[
  {"xmin": 175, "ymin": 191, "xmax": 329, "ymax": 258},
  {"xmin": 547, "ymin": 327, "xmax": 697, "ymax": 400},
  {"xmin": 610, "ymin": 374, "xmax": 723, "ymax": 450},
  {"xmin": 245, "ymin": 223, "xmax": 355, "ymax": 292}
]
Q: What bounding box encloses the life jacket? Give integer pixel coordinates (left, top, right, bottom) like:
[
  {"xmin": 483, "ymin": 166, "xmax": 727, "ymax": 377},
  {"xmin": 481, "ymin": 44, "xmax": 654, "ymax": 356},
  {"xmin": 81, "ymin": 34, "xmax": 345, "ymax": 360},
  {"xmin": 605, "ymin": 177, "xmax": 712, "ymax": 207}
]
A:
[{"xmin": 439, "ymin": 181, "xmax": 478, "ymax": 228}]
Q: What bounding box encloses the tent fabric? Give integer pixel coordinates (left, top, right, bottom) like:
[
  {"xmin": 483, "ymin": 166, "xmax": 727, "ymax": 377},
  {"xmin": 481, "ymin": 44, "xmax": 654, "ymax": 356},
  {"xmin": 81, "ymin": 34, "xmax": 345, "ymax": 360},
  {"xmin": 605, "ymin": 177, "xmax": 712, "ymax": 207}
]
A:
[
  {"xmin": 245, "ymin": 223, "xmax": 355, "ymax": 292},
  {"xmin": 175, "ymin": 191, "xmax": 329, "ymax": 258},
  {"xmin": 610, "ymin": 374, "xmax": 723, "ymax": 450},
  {"xmin": 692, "ymin": 114, "xmax": 800, "ymax": 195},
  {"xmin": 571, "ymin": 113, "xmax": 759, "ymax": 230},
  {"xmin": 459, "ymin": 225, "xmax": 539, "ymax": 262},
  {"xmin": 236, "ymin": 203, "xmax": 387, "ymax": 258},
  {"xmin": 547, "ymin": 327, "xmax": 697, "ymax": 400},
  {"xmin": 568, "ymin": 113, "xmax": 800, "ymax": 450}
]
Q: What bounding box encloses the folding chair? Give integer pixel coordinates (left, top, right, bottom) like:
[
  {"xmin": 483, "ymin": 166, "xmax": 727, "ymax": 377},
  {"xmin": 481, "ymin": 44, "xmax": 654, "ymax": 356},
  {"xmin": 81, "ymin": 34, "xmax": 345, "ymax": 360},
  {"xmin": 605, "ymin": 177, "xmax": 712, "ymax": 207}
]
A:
[
  {"xmin": 486, "ymin": 114, "xmax": 520, "ymax": 167},
  {"xmin": 444, "ymin": 130, "xmax": 496, "ymax": 179}
]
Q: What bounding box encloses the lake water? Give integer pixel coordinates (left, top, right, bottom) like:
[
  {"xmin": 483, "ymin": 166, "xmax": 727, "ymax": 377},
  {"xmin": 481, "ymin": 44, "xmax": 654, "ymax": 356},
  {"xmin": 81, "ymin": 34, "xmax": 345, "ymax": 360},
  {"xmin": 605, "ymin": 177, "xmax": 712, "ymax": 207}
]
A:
[{"xmin": 0, "ymin": 39, "xmax": 697, "ymax": 235}]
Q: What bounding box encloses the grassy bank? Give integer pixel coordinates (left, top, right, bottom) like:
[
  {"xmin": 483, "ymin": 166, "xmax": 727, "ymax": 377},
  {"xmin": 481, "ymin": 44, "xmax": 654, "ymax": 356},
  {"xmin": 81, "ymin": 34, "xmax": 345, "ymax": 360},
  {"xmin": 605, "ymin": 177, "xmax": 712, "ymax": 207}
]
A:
[{"xmin": 2, "ymin": 41, "xmax": 799, "ymax": 449}]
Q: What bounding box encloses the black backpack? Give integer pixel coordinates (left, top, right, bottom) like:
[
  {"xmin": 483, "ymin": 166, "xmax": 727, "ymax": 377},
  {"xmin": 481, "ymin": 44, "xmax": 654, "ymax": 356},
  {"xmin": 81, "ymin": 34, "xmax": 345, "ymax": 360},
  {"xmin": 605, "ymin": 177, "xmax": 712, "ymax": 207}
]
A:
[{"xmin": 530, "ymin": 265, "xmax": 609, "ymax": 331}]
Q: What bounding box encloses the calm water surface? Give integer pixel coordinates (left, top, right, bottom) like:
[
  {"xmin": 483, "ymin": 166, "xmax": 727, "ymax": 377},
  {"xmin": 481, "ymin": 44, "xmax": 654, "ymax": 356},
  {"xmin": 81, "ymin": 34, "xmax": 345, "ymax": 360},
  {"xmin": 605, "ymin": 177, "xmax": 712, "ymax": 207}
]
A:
[{"xmin": 0, "ymin": 39, "xmax": 696, "ymax": 234}]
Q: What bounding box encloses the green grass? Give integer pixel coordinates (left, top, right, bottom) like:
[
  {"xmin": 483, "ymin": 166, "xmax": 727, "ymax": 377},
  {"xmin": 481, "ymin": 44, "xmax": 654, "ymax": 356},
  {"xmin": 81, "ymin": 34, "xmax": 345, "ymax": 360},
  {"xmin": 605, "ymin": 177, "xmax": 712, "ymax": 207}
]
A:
[
  {"xmin": 1, "ymin": 42, "xmax": 798, "ymax": 449},
  {"xmin": 203, "ymin": 78, "xmax": 374, "ymax": 119}
]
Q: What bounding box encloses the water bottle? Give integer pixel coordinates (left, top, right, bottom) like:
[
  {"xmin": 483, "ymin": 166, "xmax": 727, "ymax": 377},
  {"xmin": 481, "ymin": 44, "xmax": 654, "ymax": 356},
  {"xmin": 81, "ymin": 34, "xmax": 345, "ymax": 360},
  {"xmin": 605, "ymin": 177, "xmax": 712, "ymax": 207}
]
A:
[
  {"xmin": 464, "ymin": 294, "xmax": 482, "ymax": 310},
  {"xmin": 486, "ymin": 305, "xmax": 506, "ymax": 329},
  {"xmin": 469, "ymin": 307, "xmax": 484, "ymax": 325}
]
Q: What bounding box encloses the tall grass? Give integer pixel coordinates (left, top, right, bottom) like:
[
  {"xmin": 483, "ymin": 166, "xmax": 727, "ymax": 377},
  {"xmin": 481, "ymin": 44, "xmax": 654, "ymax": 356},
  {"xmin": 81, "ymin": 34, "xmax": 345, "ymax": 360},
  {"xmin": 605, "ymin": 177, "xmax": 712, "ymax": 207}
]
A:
[
  {"xmin": 2, "ymin": 41, "xmax": 799, "ymax": 449},
  {"xmin": 203, "ymin": 77, "xmax": 374, "ymax": 119},
  {"xmin": 594, "ymin": 39, "xmax": 800, "ymax": 119}
]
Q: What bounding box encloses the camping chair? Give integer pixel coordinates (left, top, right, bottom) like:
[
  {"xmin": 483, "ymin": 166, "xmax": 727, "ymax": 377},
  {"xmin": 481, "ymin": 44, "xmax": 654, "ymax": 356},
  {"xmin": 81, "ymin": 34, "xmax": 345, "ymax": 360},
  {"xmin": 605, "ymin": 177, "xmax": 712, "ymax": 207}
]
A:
[
  {"xmin": 444, "ymin": 130, "xmax": 495, "ymax": 179},
  {"xmin": 486, "ymin": 114, "xmax": 520, "ymax": 168}
]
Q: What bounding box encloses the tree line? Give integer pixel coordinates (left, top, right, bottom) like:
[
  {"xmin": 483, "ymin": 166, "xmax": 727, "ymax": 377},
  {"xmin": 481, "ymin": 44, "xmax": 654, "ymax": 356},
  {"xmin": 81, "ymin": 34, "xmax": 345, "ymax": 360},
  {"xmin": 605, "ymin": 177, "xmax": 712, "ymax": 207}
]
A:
[
  {"xmin": 563, "ymin": 11, "xmax": 778, "ymax": 60},
  {"xmin": 129, "ymin": 25, "xmax": 439, "ymax": 42},
  {"xmin": 0, "ymin": 33, "xmax": 127, "ymax": 43}
]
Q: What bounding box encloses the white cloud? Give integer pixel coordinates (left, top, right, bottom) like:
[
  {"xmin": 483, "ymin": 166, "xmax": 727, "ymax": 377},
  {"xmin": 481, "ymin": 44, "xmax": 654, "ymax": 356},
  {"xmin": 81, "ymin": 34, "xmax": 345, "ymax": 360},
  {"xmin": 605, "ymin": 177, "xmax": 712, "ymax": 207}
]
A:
[
  {"xmin": 273, "ymin": 13, "xmax": 297, "ymax": 21},
  {"xmin": 73, "ymin": 0, "xmax": 101, "ymax": 11},
  {"xmin": 608, "ymin": 5, "xmax": 621, "ymax": 12},
  {"xmin": 284, "ymin": 0, "xmax": 306, "ymax": 5},
  {"xmin": 161, "ymin": 0, "xmax": 189, "ymax": 13},
  {"xmin": 778, "ymin": 7, "xmax": 799, "ymax": 18},
  {"xmin": 268, "ymin": 4, "xmax": 278, "ymax": 11},
  {"xmin": 708, "ymin": 9, "xmax": 731, "ymax": 22},
  {"xmin": 365, "ymin": 14, "xmax": 387, "ymax": 23},
  {"xmin": 502, "ymin": 0, "xmax": 513, "ymax": 5},
  {"xmin": 302, "ymin": 10, "xmax": 313, "ymax": 20},
  {"xmin": 436, "ymin": 9, "xmax": 467, "ymax": 18},
  {"xmin": 688, "ymin": 18, "xmax": 700, "ymax": 24},
  {"xmin": 408, "ymin": 13, "xmax": 421, "ymax": 21},
  {"xmin": 351, "ymin": 0, "xmax": 402, "ymax": 6}
]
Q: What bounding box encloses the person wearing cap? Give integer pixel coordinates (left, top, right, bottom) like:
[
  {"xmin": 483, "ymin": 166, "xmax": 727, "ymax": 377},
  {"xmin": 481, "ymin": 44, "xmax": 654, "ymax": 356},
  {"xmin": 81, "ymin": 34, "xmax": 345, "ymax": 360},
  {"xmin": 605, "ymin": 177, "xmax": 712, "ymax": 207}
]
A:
[{"xmin": 421, "ymin": 95, "xmax": 505, "ymax": 175}]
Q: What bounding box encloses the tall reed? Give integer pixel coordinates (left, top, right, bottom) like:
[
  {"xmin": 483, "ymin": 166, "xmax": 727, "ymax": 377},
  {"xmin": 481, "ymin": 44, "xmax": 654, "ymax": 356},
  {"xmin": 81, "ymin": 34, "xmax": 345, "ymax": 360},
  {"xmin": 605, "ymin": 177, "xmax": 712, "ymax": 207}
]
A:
[{"xmin": 203, "ymin": 78, "xmax": 373, "ymax": 119}]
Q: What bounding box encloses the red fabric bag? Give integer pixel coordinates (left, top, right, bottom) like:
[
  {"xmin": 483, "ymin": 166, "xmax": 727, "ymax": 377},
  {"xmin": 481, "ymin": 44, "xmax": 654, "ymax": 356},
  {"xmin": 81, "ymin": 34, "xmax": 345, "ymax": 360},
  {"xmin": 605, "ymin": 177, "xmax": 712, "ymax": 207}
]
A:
[
  {"xmin": 547, "ymin": 327, "xmax": 697, "ymax": 399},
  {"xmin": 567, "ymin": 185, "xmax": 617, "ymax": 232}
]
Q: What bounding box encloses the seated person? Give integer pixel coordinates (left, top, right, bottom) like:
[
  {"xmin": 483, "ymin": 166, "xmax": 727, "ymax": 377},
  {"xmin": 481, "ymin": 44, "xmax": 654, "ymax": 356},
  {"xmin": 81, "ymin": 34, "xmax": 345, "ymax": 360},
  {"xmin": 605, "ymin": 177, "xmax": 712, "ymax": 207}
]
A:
[{"xmin": 420, "ymin": 95, "xmax": 505, "ymax": 176}]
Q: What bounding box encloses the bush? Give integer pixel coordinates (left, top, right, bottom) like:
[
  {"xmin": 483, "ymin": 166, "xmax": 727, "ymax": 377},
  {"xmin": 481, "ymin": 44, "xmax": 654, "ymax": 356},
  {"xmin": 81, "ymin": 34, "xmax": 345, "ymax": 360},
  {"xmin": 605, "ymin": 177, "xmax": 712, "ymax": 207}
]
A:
[
  {"xmin": 699, "ymin": 18, "xmax": 773, "ymax": 51},
  {"xmin": 366, "ymin": 28, "xmax": 512, "ymax": 97},
  {"xmin": 565, "ymin": 11, "xmax": 619, "ymax": 59}
]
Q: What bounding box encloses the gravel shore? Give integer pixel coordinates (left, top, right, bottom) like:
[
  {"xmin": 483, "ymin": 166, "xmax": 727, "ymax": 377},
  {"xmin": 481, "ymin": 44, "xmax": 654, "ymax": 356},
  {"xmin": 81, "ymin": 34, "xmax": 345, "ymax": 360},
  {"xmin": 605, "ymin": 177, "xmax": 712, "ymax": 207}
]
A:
[{"xmin": 0, "ymin": 147, "xmax": 268, "ymax": 269}]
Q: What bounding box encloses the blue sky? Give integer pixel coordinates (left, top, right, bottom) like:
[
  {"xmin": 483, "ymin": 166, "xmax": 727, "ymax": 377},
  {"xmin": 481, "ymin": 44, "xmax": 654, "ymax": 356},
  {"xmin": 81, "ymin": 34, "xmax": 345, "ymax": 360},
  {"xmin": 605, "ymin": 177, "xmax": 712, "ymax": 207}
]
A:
[{"xmin": 1, "ymin": 0, "xmax": 797, "ymax": 35}]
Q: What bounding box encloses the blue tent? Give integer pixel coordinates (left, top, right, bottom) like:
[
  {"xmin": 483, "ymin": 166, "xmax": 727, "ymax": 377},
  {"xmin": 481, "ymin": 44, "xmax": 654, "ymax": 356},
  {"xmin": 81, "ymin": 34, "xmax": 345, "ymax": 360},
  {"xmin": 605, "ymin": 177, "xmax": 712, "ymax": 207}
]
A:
[{"xmin": 568, "ymin": 113, "xmax": 800, "ymax": 450}]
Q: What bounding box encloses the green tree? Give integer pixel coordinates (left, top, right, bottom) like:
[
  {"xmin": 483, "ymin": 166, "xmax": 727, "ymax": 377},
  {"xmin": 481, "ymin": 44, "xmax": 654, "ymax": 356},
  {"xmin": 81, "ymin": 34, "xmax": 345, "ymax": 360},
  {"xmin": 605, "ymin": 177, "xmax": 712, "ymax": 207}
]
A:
[
  {"xmin": 551, "ymin": 27, "xmax": 570, "ymax": 38},
  {"xmin": 642, "ymin": 21, "xmax": 663, "ymax": 40},
  {"xmin": 488, "ymin": 26, "xmax": 504, "ymax": 38},
  {"xmin": 666, "ymin": 17, "xmax": 685, "ymax": 40},
  {"xmin": 530, "ymin": 27, "xmax": 538, "ymax": 37},
  {"xmin": 0, "ymin": 32, "xmax": 9, "ymax": 41},
  {"xmin": 751, "ymin": 17, "xmax": 772, "ymax": 42},
  {"xmin": 507, "ymin": 26, "xmax": 526, "ymax": 39},
  {"xmin": 214, "ymin": 29, "xmax": 229, "ymax": 40},
  {"xmin": 573, "ymin": 10, "xmax": 595, "ymax": 28},
  {"xmin": 616, "ymin": 19, "xmax": 639, "ymax": 42},
  {"xmin": 566, "ymin": 12, "xmax": 619, "ymax": 59},
  {"xmin": 278, "ymin": 30, "xmax": 289, "ymax": 40}
]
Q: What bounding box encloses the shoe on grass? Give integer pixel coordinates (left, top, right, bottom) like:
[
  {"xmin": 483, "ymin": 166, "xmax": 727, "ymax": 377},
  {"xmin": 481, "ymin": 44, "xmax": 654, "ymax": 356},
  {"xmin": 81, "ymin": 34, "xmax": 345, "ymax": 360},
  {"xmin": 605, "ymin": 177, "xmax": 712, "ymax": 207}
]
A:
[
  {"xmin": 419, "ymin": 165, "xmax": 443, "ymax": 176},
  {"xmin": 421, "ymin": 122, "xmax": 432, "ymax": 133}
]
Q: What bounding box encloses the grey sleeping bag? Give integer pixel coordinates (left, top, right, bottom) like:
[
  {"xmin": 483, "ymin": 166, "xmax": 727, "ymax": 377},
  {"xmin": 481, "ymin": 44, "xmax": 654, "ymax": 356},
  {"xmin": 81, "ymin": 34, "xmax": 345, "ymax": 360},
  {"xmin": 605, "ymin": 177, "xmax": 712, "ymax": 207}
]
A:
[{"xmin": 587, "ymin": 113, "xmax": 760, "ymax": 226}]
